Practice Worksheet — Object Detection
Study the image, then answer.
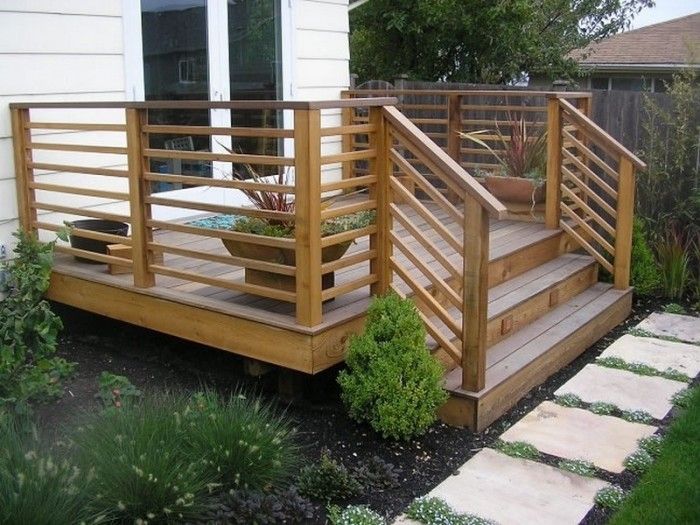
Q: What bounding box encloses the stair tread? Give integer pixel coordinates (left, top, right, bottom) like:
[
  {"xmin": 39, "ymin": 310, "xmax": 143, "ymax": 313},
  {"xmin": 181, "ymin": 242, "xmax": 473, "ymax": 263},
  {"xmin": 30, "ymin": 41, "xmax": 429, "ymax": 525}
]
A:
[
  {"xmin": 424, "ymin": 254, "xmax": 596, "ymax": 347},
  {"xmin": 445, "ymin": 283, "xmax": 629, "ymax": 398}
]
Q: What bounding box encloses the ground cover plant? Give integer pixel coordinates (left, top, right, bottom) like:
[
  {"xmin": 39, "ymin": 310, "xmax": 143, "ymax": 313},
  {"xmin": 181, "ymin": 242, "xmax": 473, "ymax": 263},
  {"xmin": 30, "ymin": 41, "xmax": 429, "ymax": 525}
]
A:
[
  {"xmin": 338, "ymin": 293, "xmax": 447, "ymax": 440},
  {"xmin": 0, "ymin": 230, "xmax": 73, "ymax": 416},
  {"xmin": 609, "ymin": 386, "xmax": 700, "ymax": 524}
]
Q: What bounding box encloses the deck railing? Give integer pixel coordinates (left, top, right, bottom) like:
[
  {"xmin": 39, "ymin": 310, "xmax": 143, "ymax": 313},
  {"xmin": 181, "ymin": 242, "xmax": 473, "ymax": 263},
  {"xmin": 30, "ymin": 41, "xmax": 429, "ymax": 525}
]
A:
[{"xmin": 546, "ymin": 95, "xmax": 646, "ymax": 290}]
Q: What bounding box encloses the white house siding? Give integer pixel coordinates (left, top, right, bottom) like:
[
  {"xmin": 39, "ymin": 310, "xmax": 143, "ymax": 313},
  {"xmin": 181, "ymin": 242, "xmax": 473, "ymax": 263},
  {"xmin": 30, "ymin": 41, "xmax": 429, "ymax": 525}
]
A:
[{"xmin": 0, "ymin": 1, "xmax": 127, "ymax": 251}]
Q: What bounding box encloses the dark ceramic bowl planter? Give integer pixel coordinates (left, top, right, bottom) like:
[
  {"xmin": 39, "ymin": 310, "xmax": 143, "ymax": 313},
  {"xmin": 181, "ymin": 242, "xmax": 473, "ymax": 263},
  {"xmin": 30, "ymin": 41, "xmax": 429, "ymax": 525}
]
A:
[{"xmin": 69, "ymin": 219, "xmax": 129, "ymax": 263}]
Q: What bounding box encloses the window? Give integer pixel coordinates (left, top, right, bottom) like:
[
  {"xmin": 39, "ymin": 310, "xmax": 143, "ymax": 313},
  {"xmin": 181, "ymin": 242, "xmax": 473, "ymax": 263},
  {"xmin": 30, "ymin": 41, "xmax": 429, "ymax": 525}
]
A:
[
  {"xmin": 611, "ymin": 77, "xmax": 644, "ymax": 91},
  {"xmin": 591, "ymin": 77, "xmax": 609, "ymax": 90}
]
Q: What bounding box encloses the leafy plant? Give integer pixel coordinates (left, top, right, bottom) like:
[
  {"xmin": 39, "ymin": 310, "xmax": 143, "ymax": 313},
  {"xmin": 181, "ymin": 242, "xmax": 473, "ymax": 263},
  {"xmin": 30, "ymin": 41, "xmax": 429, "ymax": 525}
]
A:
[
  {"xmin": 630, "ymin": 218, "xmax": 661, "ymax": 296},
  {"xmin": 297, "ymin": 451, "xmax": 363, "ymax": 502},
  {"xmin": 672, "ymin": 387, "xmax": 696, "ymax": 409},
  {"xmin": 557, "ymin": 459, "xmax": 596, "ymax": 477},
  {"xmin": 226, "ymin": 210, "xmax": 376, "ymax": 239},
  {"xmin": 204, "ymin": 487, "xmax": 315, "ymax": 524},
  {"xmin": 589, "ymin": 402, "xmax": 617, "ymax": 416},
  {"xmin": 621, "ymin": 410, "xmax": 654, "ymax": 425},
  {"xmin": 0, "ymin": 421, "xmax": 92, "ymax": 525},
  {"xmin": 595, "ymin": 485, "xmax": 627, "ymax": 511},
  {"xmin": 493, "ymin": 440, "xmax": 540, "ymax": 460},
  {"xmin": 406, "ymin": 496, "xmax": 495, "ymax": 525},
  {"xmin": 182, "ymin": 390, "xmax": 300, "ymax": 492},
  {"xmin": 96, "ymin": 371, "xmax": 142, "ymax": 409},
  {"xmin": 663, "ymin": 303, "xmax": 687, "ymax": 315},
  {"xmin": 351, "ymin": 456, "xmax": 400, "ymax": 491},
  {"xmin": 338, "ymin": 293, "xmax": 447, "ymax": 440},
  {"xmin": 460, "ymin": 112, "xmax": 547, "ymax": 180},
  {"xmin": 624, "ymin": 449, "xmax": 654, "ymax": 475},
  {"xmin": 554, "ymin": 393, "xmax": 583, "ymax": 408},
  {"xmin": 0, "ymin": 230, "xmax": 74, "ymax": 415},
  {"xmin": 638, "ymin": 435, "xmax": 665, "ymax": 458},
  {"xmin": 328, "ymin": 505, "xmax": 386, "ymax": 525}
]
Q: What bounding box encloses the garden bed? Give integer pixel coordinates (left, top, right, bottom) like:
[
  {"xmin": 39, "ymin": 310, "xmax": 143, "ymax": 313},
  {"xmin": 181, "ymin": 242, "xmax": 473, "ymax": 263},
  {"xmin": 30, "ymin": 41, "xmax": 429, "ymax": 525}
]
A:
[{"xmin": 33, "ymin": 296, "xmax": 696, "ymax": 522}]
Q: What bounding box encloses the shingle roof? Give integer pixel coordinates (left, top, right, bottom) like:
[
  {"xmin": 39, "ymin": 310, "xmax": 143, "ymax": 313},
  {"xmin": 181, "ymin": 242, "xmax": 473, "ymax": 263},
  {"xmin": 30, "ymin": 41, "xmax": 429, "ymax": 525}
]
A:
[{"xmin": 570, "ymin": 12, "xmax": 700, "ymax": 67}]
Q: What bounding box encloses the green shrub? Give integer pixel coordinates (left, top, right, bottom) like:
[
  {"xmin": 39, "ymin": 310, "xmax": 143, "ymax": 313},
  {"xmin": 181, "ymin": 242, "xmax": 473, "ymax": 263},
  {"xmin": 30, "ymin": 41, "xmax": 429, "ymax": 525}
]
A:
[
  {"xmin": 96, "ymin": 371, "xmax": 142, "ymax": 409},
  {"xmin": 337, "ymin": 293, "xmax": 447, "ymax": 440},
  {"xmin": 351, "ymin": 456, "xmax": 400, "ymax": 491},
  {"xmin": 0, "ymin": 421, "xmax": 91, "ymax": 525},
  {"xmin": 638, "ymin": 435, "xmax": 665, "ymax": 458},
  {"xmin": 181, "ymin": 390, "xmax": 300, "ymax": 491},
  {"xmin": 71, "ymin": 392, "xmax": 215, "ymax": 523},
  {"xmin": 624, "ymin": 449, "xmax": 654, "ymax": 475},
  {"xmin": 595, "ymin": 485, "xmax": 627, "ymax": 510},
  {"xmin": 297, "ymin": 451, "xmax": 363, "ymax": 502},
  {"xmin": 630, "ymin": 218, "xmax": 661, "ymax": 296},
  {"xmin": 328, "ymin": 505, "xmax": 386, "ymax": 525},
  {"xmin": 0, "ymin": 231, "xmax": 74, "ymax": 415}
]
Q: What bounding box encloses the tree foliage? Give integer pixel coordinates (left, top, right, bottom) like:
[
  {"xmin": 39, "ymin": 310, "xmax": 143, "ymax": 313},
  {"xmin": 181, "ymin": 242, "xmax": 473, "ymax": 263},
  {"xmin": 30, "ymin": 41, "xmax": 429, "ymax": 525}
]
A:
[{"xmin": 350, "ymin": 0, "xmax": 654, "ymax": 84}]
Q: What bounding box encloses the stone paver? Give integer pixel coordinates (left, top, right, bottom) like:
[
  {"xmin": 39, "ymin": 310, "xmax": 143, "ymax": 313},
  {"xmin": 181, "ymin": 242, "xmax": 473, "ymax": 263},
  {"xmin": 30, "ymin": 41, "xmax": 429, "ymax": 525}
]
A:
[
  {"xmin": 554, "ymin": 364, "xmax": 686, "ymax": 420},
  {"xmin": 419, "ymin": 448, "xmax": 608, "ymax": 525},
  {"xmin": 637, "ymin": 312, "xmax": 700, "ymax": 345},
  {"xmin": 600, "ymin": 334, "xmax": 700, "ymax": 378},
  {"xmin": 500, "ymin": 401, "xmax": 656, "ymax": 473}
]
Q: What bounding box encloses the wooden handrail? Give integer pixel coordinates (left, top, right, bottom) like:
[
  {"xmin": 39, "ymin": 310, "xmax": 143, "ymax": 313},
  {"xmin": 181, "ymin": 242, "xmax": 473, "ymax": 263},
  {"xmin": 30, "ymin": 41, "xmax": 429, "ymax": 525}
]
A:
[
  {"xmin": 345, "ymin": 89, "xmax": 593, "ymax": 99},
  {"xmin": 557, "ymin": 98, "xmax": 647, "ymax": 171},
  {"xmin": 382, "ymin": 105, "xmax": 508, "ymax": 219}
]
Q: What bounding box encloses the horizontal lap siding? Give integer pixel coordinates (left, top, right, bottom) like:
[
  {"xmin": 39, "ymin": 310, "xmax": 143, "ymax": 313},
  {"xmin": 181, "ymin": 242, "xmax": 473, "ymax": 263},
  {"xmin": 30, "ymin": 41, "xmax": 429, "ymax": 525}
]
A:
[{"xmin": 0, "ymin": 4, "xmax": 127, "ymax": 249}]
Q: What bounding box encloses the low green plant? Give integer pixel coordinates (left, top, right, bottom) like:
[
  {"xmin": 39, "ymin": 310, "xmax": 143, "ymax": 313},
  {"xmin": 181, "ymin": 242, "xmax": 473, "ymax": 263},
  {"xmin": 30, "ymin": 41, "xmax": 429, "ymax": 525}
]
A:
[
  {"xmin": 554, "ymin": 393, "xmax": 582, "ymax": 407},
  {"xmin": 624, "ymin": 449, "xmax": 654, "ymax": 475},
  {"xmin": 204, "ymin": 487, "xmax": 315, "ymax": 524},
  {"xmin": 182, "ymin": 390, "xmax": 300, "ymax": 491},
  {"xmin": 337, "ymin": 293, "xmax": 448, "ymax": 440},
  {"xmin": 663, "ymin": 303, "xmax": 687, "ymax": 314},
  {"xmin": 96, "ymin": 371, "xmax": 142, "ymax": 409},
  {"xmin": 297, "ymin": 451, "xmax": 363, "ymax": 502},
  {"xmin": 0, "ymin": 422, "xmax": 92, "ymax": 525},
  {"xmin": 672, "ymin": 387, "xmax": 696, "ymax": 408},
  {"xmin": 0, "ymin": 230, "xmax": 74, "ymax": 415},
  {"xmin": 589, "ymin": 401, "xmax": 617, "ymax": 416},
  {"xmin": 621, "ymin": 409, "xmax": 655, "ymax": 424},
  {"xmin": 596, "ymin": 356, "xmax": 690, "ymax": 382},
  {"xmin": 638, "ymin": 435, "xmax": 665, "ymax": 458},
  {"xmin": 406, "ymin": 496, "xmax": 495, "ymax": 525},
  {"xmin": 656, "ymin": 229, "xmax": 691, "ymax": 300},
  {"xmin": 328, "ymin": 505, "xmax": 386, "ymax": 525},
  {"xmin": 352, "ymin": 456, "xmax": 400, "ymax": 491},
  {"xmin": 494, "ymin": 440, "xmax": 540, "ymax": 460},
  {"xmin": 629, "ymin": 218, "xmax": 661, "ymax": 296},
  {"xmin": 557, "ymin": 459, "xmax": 596, "ymax": 477},
  {"xmin": 595, "ymin": 485, "xmax": 627, "ymax": 511}
]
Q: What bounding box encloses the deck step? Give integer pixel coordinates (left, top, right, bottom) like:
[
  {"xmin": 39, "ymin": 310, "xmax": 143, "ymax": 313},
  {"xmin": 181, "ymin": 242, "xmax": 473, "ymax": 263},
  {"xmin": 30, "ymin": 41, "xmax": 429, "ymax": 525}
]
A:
[
  {"xmin": 427, "ymin": 253, "xmax": 598, "ymax": 356},
  {"xmin": 439, "ymin": 283, "xmax": 632, "ymax": 431}
]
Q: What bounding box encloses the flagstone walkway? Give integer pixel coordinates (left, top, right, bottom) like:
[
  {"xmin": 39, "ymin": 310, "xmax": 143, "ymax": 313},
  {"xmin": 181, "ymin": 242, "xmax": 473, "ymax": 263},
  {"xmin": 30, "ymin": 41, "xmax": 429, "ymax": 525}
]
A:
[{"xmin": 396, "ymin": 312, "xmax": 700, "ymax": 525}]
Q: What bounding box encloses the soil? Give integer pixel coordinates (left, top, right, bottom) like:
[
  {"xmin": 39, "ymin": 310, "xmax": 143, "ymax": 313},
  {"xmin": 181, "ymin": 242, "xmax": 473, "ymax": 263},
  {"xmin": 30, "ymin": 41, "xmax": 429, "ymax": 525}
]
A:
[{"xmin": 33, "ymin": 296, "xmax": 698, "ymax": 523}]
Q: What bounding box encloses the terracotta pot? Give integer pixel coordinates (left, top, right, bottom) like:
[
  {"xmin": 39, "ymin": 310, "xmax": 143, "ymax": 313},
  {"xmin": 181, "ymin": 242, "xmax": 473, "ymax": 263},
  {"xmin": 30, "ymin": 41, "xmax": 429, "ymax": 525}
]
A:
[
  {"xmin": 221, "ymin": 238, "xmax": 352, "ymax": 294},
  {"xmin": 484, "ymin": 175, "xmax": 546, "ymax": 204}
]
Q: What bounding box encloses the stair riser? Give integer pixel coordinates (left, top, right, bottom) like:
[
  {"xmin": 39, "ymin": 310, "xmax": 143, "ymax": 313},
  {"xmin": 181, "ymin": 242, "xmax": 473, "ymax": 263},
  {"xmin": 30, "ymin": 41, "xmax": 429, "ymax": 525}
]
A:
[
  {"xmin": 489, "ymin": 231, "xmax": 580, "ymax": 288},
  {"xmin": 486, "ymin": 264, "xmax": 598, "ymax": 348}
]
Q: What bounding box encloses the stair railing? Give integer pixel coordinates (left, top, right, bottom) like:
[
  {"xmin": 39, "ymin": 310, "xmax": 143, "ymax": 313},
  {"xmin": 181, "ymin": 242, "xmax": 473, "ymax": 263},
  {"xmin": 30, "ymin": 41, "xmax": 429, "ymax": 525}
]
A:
[{"xmin": 545, "ymin": 95, "xmax": 647, "ymax": 289}]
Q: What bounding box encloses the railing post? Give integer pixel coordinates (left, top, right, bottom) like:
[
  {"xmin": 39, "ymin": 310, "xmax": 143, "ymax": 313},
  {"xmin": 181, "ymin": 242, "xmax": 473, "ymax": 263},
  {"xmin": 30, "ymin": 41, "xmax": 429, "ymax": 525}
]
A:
[
  {"xmin": 462, "ymin": 193, "xmax": 488, "ymax": 392},
  {"xmin": 340, "ymin": 91, "xmax": 353, "ymax": 181},
  {"xmin": 447, "ymin": 94, "xmax": 463, "ymax": 203},
  {"xmin": 369, "ymin": 106, "xmax": 392, "ymax": 296},
  {"xmin": 125, "ymin": 108, "xmax": 155, "ymax": 288},
  {"xmin": 10, "ymin": 108, "xmax": 37, "ymax": 235},
  {"xmin": 294, "ymin": 108, "xmax": 323, "ymax": 326},
  {"xmin": 614, "ymin": 157, "xmax": 635, "ymax": 289},
  {"xmin": 545, "ymin": 96, "xmax": 563, "ymax": 229}
]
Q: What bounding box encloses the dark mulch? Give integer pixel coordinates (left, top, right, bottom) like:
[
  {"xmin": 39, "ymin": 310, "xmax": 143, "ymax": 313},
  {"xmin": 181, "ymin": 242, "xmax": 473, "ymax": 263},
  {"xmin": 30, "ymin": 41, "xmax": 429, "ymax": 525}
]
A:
[{"xmin": 33, "ymin": 296, "xmax": 696, "ymax": 522}]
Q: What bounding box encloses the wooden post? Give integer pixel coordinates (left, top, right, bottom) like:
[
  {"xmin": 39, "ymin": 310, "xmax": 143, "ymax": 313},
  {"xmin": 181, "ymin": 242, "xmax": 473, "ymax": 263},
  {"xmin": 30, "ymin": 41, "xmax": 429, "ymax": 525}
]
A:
[
  {"xmin": 294, "ymin": 109, "xmax": 323, "ymax": 326},
  {"xmin": 447, "ymin": 94, "xmax": 463, "ymax": 203},
  {"xmin": 125, "ymin": 108, "xmax": 155, "ymax": 288},
  {"xmin": 545, "ymin": 96, "xmax": 563, "ymax": 229},
  {"xmin": 369, "ymin": 107, "xmax": 391, "ymax": 296},
  {"xmin": 10, "ymin": 108, "xmax": 37, "ymax": 234},
  {"xmin": 613, "ymin": 157, "xmax": 635, "ymax": 289},
  {"xmin": 462, "ymin": 193, "xmax": 488, "ymax": 392},
  {"xmin": 340, "ymin": 91, "xmax": 353, "ymax": 181}
]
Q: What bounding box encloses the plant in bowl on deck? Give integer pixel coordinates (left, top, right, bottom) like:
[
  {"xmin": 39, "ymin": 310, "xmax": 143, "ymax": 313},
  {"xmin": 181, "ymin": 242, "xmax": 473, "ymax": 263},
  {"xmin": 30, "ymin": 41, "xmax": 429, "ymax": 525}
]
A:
[{"xmin": 460, "ymin": 112, "xmax": 547, "ymax": 209}]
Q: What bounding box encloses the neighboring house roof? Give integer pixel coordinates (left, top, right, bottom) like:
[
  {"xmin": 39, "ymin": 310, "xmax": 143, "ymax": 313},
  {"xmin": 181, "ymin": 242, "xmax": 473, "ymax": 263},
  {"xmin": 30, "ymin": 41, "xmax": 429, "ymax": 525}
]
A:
[{"xmin": 570, "ymin": 12, "xmax": 700, "ymax": 72}]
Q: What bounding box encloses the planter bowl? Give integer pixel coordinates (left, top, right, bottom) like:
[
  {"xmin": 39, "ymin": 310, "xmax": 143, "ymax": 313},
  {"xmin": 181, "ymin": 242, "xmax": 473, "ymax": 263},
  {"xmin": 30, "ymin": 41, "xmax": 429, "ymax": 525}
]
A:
[
  {"xmin": 69, "ymin": 219, "xmax": 129, "ymax": 263},
  {"xmin": 485, "ymin": 175, "xmax": 546, "ymax": 204}
]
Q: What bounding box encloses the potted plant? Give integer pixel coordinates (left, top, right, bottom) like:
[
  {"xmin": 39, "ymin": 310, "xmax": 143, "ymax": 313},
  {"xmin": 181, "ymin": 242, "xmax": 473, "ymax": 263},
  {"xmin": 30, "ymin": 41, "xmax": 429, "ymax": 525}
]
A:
[
  {"xmin": 460, "ymin": 112, "xmax": 547, "ymax": 211},
  {"xmin": 190, "ymin": 165, "xmax": 374, "ymax": 294}
]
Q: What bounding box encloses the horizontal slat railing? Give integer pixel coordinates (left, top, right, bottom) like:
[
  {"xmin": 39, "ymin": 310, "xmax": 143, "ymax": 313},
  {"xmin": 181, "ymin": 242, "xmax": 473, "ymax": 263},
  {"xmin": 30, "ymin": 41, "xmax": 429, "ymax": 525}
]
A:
[
  {"xmin": 546, "ymin": 96, "xmax": 646, "ymax": 289},
  {"xmin": 10, "ymin": 98, "xmax": 393, "ymax": 328}
]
